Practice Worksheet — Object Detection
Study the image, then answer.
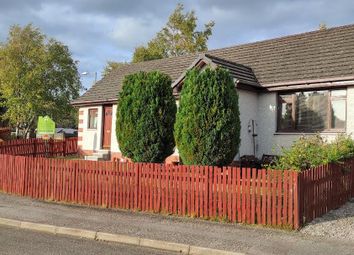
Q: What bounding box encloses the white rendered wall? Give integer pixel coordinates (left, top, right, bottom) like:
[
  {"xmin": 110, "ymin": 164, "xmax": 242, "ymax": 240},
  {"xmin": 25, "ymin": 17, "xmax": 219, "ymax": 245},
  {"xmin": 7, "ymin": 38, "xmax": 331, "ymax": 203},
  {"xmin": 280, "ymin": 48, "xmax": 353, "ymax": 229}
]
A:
[
  {"xmin": 110, "ymin": 104, "xmax": 121, "ymax": 153},
  {"xmin": 78, "ymin": 106, "xmax": 103, "ymax": 151},
  {"xmin": 346, "ymin": 87, "xmax": 354, "ymax": 138},
  {"xmin": 236, "ymin": 89, "xmax": 259, "ymax": 159},
  {"xmin": 79, "ymin": 87, "xmax": 354, "ymax": 159}
]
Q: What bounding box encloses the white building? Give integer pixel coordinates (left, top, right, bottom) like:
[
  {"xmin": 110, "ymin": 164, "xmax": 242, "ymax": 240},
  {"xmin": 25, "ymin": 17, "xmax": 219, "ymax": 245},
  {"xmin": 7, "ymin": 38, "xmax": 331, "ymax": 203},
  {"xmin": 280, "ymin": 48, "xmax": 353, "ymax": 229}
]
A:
[{"xmin": 72, "ymin": 24, "xmax": 354, "ymax": 163}]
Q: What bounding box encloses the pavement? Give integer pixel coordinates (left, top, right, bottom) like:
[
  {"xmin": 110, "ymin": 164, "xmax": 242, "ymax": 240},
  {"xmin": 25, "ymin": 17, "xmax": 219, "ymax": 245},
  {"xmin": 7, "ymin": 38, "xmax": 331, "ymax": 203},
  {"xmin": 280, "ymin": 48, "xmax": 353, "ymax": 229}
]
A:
[
  {"xmin": 0, "ymin": 225, "xmax": 176, "ymax": 255},
  {"xmin": 0, "ymin": 192, "xmax": 354, "ymax": 255}
]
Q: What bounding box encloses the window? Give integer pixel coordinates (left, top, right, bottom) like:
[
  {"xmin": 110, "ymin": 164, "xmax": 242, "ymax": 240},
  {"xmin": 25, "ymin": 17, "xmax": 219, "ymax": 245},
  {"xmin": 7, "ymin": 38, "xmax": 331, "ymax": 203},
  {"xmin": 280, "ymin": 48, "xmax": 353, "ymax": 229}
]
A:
[
  {"xmin": 88, "ymin": 109, "xmax": 98, "ymax": 129},
  {"xmin": 277, "ymin": 89, "xmax": 346, "ymax": 132}
]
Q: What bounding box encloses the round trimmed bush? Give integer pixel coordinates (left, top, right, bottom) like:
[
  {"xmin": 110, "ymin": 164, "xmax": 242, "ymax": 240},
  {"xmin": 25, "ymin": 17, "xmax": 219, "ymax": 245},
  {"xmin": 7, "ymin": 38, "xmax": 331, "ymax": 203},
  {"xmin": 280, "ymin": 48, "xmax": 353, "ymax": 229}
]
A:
[
  {"xmin": 116, "ymin": 71, "xmax": 176, "ymax": 162},
  {"xmin": 174, "ymin": 67, "xmax": 241, "ymax": 166}
]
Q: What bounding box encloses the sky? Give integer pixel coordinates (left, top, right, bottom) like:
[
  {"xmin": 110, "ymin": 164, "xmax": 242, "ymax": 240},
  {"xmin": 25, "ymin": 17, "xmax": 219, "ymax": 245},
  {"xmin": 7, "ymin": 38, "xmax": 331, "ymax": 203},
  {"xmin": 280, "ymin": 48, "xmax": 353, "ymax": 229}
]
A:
[{"xmin": 1, "ymin": 0, "xmax": 354, "ymax": 91}]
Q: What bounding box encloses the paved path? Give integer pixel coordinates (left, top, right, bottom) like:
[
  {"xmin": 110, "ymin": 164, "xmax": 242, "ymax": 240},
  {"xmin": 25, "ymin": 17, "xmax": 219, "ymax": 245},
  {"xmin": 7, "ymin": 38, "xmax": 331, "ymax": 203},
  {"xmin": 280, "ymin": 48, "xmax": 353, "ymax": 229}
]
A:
[
  {"xmin": 0, "ymin": 225, "xmax": 176, "ymax": 255},
  {"xmin": 0, "ymin": 193, "xmax": 354, "ymax": 255}
]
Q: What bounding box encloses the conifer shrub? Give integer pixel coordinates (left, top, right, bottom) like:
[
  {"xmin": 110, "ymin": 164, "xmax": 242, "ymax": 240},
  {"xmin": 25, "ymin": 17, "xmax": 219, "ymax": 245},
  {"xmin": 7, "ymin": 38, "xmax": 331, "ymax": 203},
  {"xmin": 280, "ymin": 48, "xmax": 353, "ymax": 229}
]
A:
[
  {"xmin": 174, "ymin": 67, "xmax": 241, "ymax": 166},
  {"xmin": 116, "ymin": 71, "xmax": 176, "ymax": 162}
]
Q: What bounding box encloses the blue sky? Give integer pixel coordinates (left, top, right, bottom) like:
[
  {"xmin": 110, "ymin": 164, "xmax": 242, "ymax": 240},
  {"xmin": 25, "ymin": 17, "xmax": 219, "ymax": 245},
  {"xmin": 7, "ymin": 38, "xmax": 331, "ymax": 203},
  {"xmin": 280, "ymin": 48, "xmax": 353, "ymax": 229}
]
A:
[{"xmin": 1, "ymin": 0, "xmax": 354, "ymax": 91}]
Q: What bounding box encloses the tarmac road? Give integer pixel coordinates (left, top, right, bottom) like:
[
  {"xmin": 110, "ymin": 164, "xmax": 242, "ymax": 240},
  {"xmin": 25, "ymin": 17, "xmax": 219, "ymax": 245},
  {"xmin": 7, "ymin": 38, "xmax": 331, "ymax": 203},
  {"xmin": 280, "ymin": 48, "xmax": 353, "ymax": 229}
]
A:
[
  {"xmin": 1, "ymin": 193, "xmax": 354, "ymax": 255},
  {"xmin": 0, "ymin": 225, "xmax": 177, "ymax": 255}
]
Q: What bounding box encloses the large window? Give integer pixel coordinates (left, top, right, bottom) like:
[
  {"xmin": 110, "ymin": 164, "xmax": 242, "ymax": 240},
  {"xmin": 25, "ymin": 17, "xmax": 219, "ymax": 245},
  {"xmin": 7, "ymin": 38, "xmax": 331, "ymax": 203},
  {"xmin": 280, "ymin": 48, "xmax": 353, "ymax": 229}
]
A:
[
  {"xmin": 88, "ymin": 108, "xmax": 98, "ymax": 129},
  {"xmin": 277, "ymin": 89, "xmax": 346, "ymax": 132}
]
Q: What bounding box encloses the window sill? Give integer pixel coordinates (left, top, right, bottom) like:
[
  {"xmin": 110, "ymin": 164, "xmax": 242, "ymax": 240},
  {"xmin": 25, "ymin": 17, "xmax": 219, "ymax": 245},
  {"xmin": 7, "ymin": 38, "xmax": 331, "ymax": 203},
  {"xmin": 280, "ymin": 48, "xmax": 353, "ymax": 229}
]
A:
[{"xmin": 274, "ymin": 131, "xmax": 346, "ymax": 135}]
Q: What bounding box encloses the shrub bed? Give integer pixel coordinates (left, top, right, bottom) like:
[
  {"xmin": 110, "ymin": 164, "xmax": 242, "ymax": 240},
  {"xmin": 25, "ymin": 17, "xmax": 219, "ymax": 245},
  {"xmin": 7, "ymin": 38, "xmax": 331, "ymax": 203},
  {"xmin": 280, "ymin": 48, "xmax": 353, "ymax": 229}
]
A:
[{"xmin": 271, "ymin": 134, "xmax": 354, "ymax": 172}]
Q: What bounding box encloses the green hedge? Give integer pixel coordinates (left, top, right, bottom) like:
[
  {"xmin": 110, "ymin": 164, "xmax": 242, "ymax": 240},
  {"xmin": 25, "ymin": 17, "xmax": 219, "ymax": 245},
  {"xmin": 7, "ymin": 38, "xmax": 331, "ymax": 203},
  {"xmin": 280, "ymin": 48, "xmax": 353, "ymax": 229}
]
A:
[
  {"xmin": 116, "ymin": 71, "xmax": 176, "ymax": 163},
  {"xmin": 174, "ymin": 67, "xmax": 240, "ymax": 166}
]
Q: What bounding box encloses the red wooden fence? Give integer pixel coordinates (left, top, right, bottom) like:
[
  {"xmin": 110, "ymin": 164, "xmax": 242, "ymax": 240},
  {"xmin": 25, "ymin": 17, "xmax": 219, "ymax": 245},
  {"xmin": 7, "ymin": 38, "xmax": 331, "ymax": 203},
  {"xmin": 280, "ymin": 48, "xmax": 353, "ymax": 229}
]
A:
[
  {"xmin": 0, "ymin": 143, "xmax": 353, "ymax": 229},
  {"xmin": 0, "ymin": 154, "xmax": 300, "ymax": 229},
  {"xmin": 0, "ymin": 138, "xmax": 78, "ymax": 157},
  {"xmin": 299, "ymin": 158, "xmax": 354, "ymax": 225}
]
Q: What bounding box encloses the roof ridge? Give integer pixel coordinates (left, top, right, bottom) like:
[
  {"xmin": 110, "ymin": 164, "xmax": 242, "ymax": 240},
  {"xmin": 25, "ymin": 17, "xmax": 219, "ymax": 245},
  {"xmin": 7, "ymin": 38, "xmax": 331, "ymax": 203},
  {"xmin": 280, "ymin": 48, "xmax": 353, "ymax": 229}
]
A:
[
  {"xmin": 108, "ymin": 23, "xmax": 354, "ymax": 73},
  {"xmin": 73, "ymin": 23, "xmax": 354, "ymax": 105},
  {"xmin": 117, "ymin": 53, "xmax": 199, "ymax": 69},
  {"xmin": 204, "ymin": 54, "xmax": 253, "ymax": 70},
  {"xmin": 208, "ymin": 23, "xmax": 354, "ymax": 53}
]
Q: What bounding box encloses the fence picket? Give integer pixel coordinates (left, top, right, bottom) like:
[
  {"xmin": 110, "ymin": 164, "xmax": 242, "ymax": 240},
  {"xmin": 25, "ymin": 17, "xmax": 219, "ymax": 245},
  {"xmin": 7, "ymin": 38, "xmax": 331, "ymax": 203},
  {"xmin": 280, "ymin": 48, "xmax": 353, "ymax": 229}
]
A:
[
  {"xmin": 256, "ymin": 169, "xmax": 261, "ymax": 224},
  {"xmin": 0, "ymin": 143, "xmax": 353, "ymax": 230},
  {"xmin": 288, "ymin": 171, "xmax": 293, "ymax": 226},
  {"xmin": 232, "ymin": 167, "xmax": 237, "ymax": 222},
  {"xmin": 241, "ymin": 168, "xmax": 246, "ymax": 222},
  {"xmin": 246, "ymin": 168, "xmax": 251, "ymax": 224},
  {"xmin": 234, "ymin": 168, "xmax": 239, "ymax": 222},
  {"xmin": 251, "ymin": 168, "xmax": 256, "ymax": 224}
]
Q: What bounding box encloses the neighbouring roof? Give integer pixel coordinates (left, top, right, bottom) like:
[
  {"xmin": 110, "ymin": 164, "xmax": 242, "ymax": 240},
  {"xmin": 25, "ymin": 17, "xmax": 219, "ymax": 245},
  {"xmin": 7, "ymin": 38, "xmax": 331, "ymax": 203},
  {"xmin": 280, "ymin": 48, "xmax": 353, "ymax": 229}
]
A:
[
  {"xmin": 56, "ymin": 128, "xmax": 78, "ymax": 135},
  {"xmin": 72, "ymin": 24, "xmax": 354, "ymax": 106}
]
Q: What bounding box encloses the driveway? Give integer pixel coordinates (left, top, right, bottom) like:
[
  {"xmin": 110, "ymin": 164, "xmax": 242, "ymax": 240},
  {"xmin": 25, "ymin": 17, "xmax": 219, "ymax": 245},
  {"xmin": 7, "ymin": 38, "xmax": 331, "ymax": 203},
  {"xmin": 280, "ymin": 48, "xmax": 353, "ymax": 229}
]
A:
[{"xmin": 301, "ymin": 199, "xmax": 354, "ymax": 241}]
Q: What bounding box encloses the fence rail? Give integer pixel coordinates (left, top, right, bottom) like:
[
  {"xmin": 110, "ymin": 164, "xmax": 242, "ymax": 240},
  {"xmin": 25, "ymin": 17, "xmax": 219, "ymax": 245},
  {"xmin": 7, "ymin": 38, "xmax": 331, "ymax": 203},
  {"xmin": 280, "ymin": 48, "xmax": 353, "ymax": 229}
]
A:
[{"xmin": 0, "ymin": 137, "xmax": 78, "ymax": 157}]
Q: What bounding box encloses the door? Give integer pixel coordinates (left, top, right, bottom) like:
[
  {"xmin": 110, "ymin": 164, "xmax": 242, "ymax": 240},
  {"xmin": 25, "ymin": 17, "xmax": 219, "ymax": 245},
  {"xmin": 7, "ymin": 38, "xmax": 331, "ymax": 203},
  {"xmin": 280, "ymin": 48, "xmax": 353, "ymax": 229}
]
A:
[{"xmin": 102, "ymin": 105, "xmax": 113, "ymax": 149}]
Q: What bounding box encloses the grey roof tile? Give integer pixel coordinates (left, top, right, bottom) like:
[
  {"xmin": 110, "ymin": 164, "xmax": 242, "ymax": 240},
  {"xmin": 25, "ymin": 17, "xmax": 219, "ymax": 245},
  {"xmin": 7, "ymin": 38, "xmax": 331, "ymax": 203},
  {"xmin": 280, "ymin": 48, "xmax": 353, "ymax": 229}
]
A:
[{"xmin": 73, "ymin": 24, "xmax": 354, "ymax": 105}]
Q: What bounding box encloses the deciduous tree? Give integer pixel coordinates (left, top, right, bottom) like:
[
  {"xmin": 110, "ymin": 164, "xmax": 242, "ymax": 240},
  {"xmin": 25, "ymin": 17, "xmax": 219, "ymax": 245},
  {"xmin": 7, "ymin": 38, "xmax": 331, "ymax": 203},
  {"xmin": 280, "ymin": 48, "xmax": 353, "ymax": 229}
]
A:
[
  {"xmin": 101, "ymin": 61, "xmax": 127, "ymax": 78},
  {"xmin": 0, "ymin": 24, "xmax": 81, "ymax": 137},
  {"xmin": 132, "ymin": 3, "xmax": 214, "ymax": 63}
]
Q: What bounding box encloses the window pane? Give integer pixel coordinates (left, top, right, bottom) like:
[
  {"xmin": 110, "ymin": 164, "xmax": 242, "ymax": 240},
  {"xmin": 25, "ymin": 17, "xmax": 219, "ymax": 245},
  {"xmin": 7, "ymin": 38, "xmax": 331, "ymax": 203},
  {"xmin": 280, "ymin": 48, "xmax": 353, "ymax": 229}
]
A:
[
  {"xmin": 331, "ymin": 100, "xmax": 346, "ymax": 129},
  {"xmin": 296, "ymin": 91, "xmax": 328, "ymax": 131},
  {"xmin": 278, "ymin": 95, "xmax": 293, "ymax": 130},
  {"xmin": 331, "ymin": 89, "xmax": 346, "ymax": 97},
  {"xmin": 89, "ymin": 109, "xmax": 98, "ymax": 129}
]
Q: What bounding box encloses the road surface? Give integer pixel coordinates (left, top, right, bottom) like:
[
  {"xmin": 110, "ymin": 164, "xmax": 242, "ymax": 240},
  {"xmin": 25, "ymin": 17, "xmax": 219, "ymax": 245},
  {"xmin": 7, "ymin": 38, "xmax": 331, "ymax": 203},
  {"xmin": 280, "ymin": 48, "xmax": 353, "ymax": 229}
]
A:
[{"xmin": 0, "ymin": 225, "xmax": 176, "ymax": 255}]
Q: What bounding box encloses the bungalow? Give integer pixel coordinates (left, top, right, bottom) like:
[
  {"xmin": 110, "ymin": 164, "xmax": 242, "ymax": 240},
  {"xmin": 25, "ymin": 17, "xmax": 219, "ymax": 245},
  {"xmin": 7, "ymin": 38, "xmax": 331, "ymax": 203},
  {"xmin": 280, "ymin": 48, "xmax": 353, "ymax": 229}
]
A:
[{"xmin": 72, "ymin": 24, "xmax": 354, "ymax": 163}]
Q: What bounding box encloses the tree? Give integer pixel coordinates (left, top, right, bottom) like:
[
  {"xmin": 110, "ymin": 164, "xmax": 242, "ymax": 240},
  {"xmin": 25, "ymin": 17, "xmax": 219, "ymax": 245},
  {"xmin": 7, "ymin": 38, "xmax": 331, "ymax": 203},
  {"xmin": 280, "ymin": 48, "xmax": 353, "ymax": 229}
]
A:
[
  {"xmin": 132, "ymin": 46, "xmax": 164, "ymax": 63},
  {"xmin": 319, "ymin": 22, "xmax": 328, "ymax": 30},
  {"xmin": 132, "ymin": 3, "xmax": 214, "ymax": 63},
  {"xmin": 0, "ymin": 24, "xmax": 81, "ymax": 137},
  {"xmin": 116, "ymin": 71, "xmax": 176, "ymax": 162},
  {"xmin": 102, "ymin": 61, "xmax": 127, "ymax": 78},
  {"xmin": 174, "ymin": 67, "xmax": 241, "ymax": 166}
]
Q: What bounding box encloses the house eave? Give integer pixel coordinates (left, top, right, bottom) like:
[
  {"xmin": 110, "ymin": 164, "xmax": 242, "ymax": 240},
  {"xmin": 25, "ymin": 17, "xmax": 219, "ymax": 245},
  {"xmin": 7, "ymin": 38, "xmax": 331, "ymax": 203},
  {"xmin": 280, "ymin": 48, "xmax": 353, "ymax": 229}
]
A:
[
  {"xmin": 71, "ymin": 98, "xmax": 117, "ymax": 107},
  {"xmin": 264, "ymin": 76, "xmax": 354, "ymax": 92}
]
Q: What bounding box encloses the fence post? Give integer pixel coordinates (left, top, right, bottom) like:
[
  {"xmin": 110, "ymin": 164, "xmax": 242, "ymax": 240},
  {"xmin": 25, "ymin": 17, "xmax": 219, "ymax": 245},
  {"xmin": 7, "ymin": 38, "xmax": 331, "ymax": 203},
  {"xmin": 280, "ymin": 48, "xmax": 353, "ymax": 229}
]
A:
[
  {"xmin": 33, "ymin": 139, "xmax": 37, "ymax": 157},
  {"xmin": 293, "ymin": 172, "xmax": 300, "ymax": 229},
  {"xmin": 50, "ymin": 139, "xmax": 54, "ymax": 157},
  {"xmin": 22, "ymin": 157, "xmax": 29, "ymax": 196},
  {"xmin": 135, "ymin": 163, "xmax": 139, "ymax": 210},
  {"xmin": 63, "ymin": 139, "xmax": 66, "ymax": 157}
]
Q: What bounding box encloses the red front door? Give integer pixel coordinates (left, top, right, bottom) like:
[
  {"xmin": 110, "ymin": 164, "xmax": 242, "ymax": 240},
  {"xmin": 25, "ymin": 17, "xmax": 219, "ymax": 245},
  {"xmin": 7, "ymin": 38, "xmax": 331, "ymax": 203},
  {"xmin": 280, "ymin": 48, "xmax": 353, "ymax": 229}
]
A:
[{"xmin": 102, "ymin": 105, "xmax": 113, "ymax": 149}]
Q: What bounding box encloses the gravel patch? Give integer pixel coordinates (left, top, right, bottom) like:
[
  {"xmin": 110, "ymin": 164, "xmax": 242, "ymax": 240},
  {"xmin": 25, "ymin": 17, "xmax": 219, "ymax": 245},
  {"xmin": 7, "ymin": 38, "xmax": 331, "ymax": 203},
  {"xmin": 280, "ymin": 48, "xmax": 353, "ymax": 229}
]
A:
[{"xmin": 301, "ymin": 199, "xmax": 354, "ymax": 240}]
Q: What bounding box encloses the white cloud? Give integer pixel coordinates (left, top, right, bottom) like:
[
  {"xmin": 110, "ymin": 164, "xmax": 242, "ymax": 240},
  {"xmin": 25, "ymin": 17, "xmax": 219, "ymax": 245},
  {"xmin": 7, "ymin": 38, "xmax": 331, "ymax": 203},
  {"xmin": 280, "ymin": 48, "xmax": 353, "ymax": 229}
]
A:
[
  {"xmin": 1, "ymin": 0, "xmax": 354, "ymax": 90},
  {"xmin": 110, "ymin": 16, "xmax": 163, "ymax": 50}
]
